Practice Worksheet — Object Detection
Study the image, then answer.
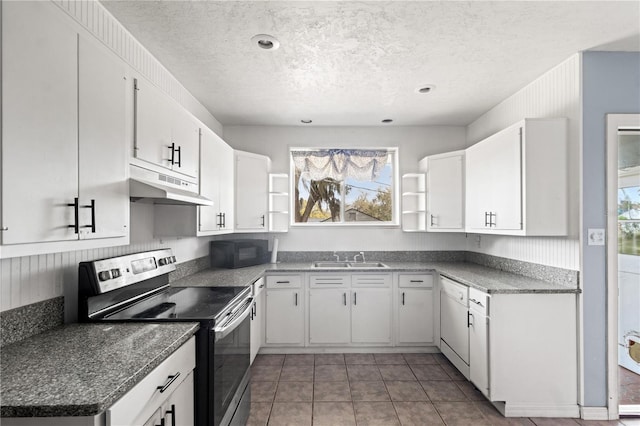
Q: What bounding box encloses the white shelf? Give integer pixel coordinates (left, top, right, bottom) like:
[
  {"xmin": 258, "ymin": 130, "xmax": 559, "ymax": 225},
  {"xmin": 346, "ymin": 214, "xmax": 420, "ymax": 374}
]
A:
[
  {"xmin": 401, "ymin": 174, "xmax": 426, "ymax": 232},
  {"xmin": 269, "ymin": 173, "xmax": 290, "ymax": 232}
]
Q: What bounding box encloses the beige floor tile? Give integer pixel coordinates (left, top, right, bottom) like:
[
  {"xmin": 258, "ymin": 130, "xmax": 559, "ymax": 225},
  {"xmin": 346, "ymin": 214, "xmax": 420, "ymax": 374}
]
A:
[
  {"xmin": 279, "ymin": 365, "xmax": 314, "ymax": 381},
  {"xmin": 473, "ymin": 401, "xmax": 536, "ymax": 425},
  {"xmin": 575, "ymin": 420, "xmax": 625, "ymax": 426},
  {"xmin": 440, "ymin": 362, "xmax": 467, "ymax": 381},
  {"xmin": 345, "ymin": 353, "xmax": 376, "ymax": 364},
  {"xmin": 433, "ymin": 401, "xmax": 492, "ymax": 426},
  {"xmin": 315, "ymin": 364, "xmax": 349, "ymax": 381},
  {"xmin": 251, "ymin": 365, "xmax": 282, "ymax": 382},
  {"xmin": 529, "ymin": 418, "xmax": 580, "ymax": 426},
  {"xmin": 420, "ymin": 380, "xmax": 468, "ymax": 402},
  {"xmin": 374, "ymin": 353, "xmax": 407, "ymax": 364},
  {"xmin": 251, "ymin": 381, "xmax": 277, "ymax": 402},
  {"xmin": 246, "ymin": 402, "xmax": 272, "ymax": 426},
  {"xmin": 385, "ymin": 380, "xmax": 429, "ymax": 402},
  {"xmin": 379, "ymin": 364, "xmax": 416, "ymax": 381},
  {"xmin": 353, "ymin": 401, "xmax": 400, "ymax": 425},
  {"xmin": 402, "ymin": 353, "xmax": 439, "ymax": 365},
  {"xmin": 621, "ymin": 418, "xmax": 640, "ymax": 426},
  {"xmin": 347, "ymin": 364, "xmax": 382, "ymax": 381},
  {"xmin": 274, "ymin": 381, "xmax": 314, "ymax": 402},
  {"xmin": 268, "ymin": 402, "xmax": 312, "ymax": 426},
  {"xmin": 313, "ymin": 401, "xmax": 357, "ymax": 426},
  {"xmin": 253, "ymin": 354, "xmax": 285, "ymax": 367},
  {"xmin": 433, "ymin": 353, "xmax": 449, "ymax": 364},
  {"xmin": 284, "ymin": 354, "xmax": 315, "ymax": 366},
  {"xmin": 315, "ymin": 353, "xmax": 346, "ymax": 365},
  {"xmin": 393, "ymin": 401, "xmax": 445, "ymax": 426},
  {"xmin": 314, "ymin": 381, "xmax": 352, "ymax": 401},
  {"xmin": 455, "ymin": 380, "xmax": 486, "ymax": 401},
  {"xmin": 410, "ymin": 364, "xmax": 451, "ymax": 381},
  {"xmin": 350, "ymin": 381, "xmax": 391, "ymax": 401}
]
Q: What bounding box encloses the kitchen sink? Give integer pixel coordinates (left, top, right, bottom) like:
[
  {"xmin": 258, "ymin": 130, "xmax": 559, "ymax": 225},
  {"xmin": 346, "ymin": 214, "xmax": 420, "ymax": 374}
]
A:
[{"xmin": 311, "ymin": 261, "xmax": 388, "ymax": 268}]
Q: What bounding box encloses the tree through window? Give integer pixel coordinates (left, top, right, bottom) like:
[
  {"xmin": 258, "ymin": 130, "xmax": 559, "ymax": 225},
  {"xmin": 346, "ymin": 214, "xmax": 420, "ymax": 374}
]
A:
[{"xmin": 291, "ymin": 148, "xmax": 397, "ymax": 224}]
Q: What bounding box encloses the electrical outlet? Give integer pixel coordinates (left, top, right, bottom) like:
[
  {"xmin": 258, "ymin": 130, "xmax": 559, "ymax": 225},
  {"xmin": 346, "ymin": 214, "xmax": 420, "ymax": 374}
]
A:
[{"xmin": 587, "ymin": 228, "xmax": 605, "ymax": 246}]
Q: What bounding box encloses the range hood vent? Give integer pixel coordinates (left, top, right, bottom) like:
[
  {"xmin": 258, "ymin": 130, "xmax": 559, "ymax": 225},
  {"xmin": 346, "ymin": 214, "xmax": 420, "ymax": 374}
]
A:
[{"xmin": 129, "ymin": 163, "xmax": 212, "ymax": 206}]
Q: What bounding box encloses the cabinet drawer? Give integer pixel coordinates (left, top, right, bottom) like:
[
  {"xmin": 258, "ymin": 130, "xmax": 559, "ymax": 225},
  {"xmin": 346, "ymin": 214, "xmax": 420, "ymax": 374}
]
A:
[
  {"xmin": 352, "ymin": 274, "xmax": 392, "ymax": 287},
  {"xmin": 252, "ymin": 277, "xmax": 266, "ymax": 296},
  {"xmin": 266, "ymin": 275, "xmax": 302, "ymax": 288},
  {"xmin": 309, "ymin": 274, "xmax": 349, "ymax": 288},
  {"xmin": 399, "ymin": 274, "xmax": 433, "ymax": 288},
  {"xmin": 108, "ymin": 336, "xmax": 196, "ymax": 426},
  {"xmin": 440, "ymin": 276, "xmax": 468, "ymax": 305},
  {"xmin": 468, "ymin": 287, "xmax": 489, "ymax": 315}
]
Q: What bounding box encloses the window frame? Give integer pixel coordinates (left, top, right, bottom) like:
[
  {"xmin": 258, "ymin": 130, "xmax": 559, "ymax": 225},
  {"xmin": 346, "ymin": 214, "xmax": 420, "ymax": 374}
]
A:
[{"xmin": 289, "ymin": 147, "xmax": 400, "ymax": 227}]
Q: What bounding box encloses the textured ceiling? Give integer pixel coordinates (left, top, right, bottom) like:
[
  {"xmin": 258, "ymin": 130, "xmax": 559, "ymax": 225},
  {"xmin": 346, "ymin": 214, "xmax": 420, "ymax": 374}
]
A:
[{"xmin": 101, "ymin": 1, "xmax": 640, "ymax": 126}]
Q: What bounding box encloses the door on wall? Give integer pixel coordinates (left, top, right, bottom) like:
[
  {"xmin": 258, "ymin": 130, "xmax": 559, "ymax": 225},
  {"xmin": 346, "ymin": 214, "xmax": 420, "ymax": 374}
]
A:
[{"xmin": 608, "ymin": 114, "xmax": 640, "ymax": 417}]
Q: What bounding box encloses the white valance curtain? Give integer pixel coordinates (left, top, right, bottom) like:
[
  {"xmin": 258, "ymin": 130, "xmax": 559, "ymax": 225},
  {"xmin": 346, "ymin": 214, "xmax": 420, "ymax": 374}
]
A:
[{"xmin": 291, "ymin": 149, "xmax": 389, "ymax": 181}]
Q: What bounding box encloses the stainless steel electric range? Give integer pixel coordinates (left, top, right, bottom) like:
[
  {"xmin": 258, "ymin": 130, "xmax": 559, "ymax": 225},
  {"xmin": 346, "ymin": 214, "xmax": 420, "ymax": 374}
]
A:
[{"xmin": 78, "ymin": 249, "xmax": 252, "ymax": 426}]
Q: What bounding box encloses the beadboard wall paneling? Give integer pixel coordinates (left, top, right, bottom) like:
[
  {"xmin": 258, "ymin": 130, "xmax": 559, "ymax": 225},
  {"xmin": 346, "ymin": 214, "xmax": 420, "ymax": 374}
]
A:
[
  {"xmin": 465, "ymin": 55, "xmax": 581, "ymax": 270},
  {"xmin": 50, "ymin": 0, "xmax": 223, "ymax": 135}
]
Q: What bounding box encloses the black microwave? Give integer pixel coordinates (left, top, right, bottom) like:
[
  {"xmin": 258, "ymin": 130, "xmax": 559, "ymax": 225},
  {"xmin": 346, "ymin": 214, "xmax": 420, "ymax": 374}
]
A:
[{"xmin": 210, "ymin": 239, "xmax": 269, "ymax": 269}]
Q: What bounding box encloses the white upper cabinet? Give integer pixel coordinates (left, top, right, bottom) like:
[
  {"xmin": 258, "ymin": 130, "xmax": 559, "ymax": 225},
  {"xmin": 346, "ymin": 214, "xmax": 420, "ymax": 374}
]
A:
[
  {"xmin": 1, "ymin": 1, "xmax": 128, "ymax": 256},
  {"xmin": 199, "ymin": 127, "xmax": 235, "ymax": 235},
  {"xmin": 420, "ymin": 151, "xmax": 465, "ymax": 232},
  {"xmin": 235, "ymin": 151, "xmax": 270, "ymax": 232},
  {"xmin": 465, "ymin": 118, "xmax": 568, "ymax": 236},
  {"xmin": 133, "ymin": 77, "xmax": 199, "ymax": 179}
]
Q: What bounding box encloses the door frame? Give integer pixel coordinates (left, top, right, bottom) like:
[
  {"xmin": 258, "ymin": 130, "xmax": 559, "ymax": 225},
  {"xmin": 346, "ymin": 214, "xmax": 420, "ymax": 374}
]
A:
[{"xmin": 606, "ymin": 113, "xmax": 640, "ymax": 419}]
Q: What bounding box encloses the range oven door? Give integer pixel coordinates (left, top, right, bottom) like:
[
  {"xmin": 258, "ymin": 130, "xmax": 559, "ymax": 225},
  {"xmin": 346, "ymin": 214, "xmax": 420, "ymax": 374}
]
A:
[{"xmin": 211, "ymin": 296, "xmax": 252, "ymax": 426}]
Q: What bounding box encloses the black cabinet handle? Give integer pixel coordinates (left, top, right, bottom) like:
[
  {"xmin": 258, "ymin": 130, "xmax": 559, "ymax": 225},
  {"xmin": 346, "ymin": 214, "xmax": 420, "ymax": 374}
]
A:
[
  {"xmin": 168, "ymin": 142, "xmax": 176, "ymax": 165},
  {"xmin": 343, "ymin": 293, "xmax": 347, "ymax": 306},
  {"xmin": 157, "ymin": 372, "xmax": 181, "ymax": 393},
  {"xmin": 276, "ymin": 280, "xmax": 290, "ymax": 284},
  {"xmin": 484, "ymin": 212, "xmax": 489, "ymax": 227},
  {"xmin": 82, "ymin": 199, "xmax": 96, "ymax": 233},
  {"xmin": 222, "ymin": 212, "xmax": 226, "ymax": 228},
  {"xmin": 68, "ymin": 197, "xmax": 79, "ymax": 234},
  {"xmin": 294, "ymin": 292, "xmax": 298, "ymax": 306},
  {"xmin": 467, "ymin": 312, "xmax": 473, "ymax": 328},
  {"xmin": 402, "ymin": 292, "xmax": 405, "ymax": 305},
  {"xmin": 175, "ymin": 145, "xmax": 182, "ymax": 167},
  {"xmin": 155, "ymin": 419, "xmax": 165, "ymax": 426},
  {"xmin": 410, "ymin": 280, "xmax": 423, "ymax": 283},
  {"xmin": 354, "ymin": 292, "xmax": 357, "ymax": 305},
  {"xmin": 430, "ymin": 214, "xmax": 435, "ymax": 227},
  {"xmin": 165, "ymin": 404, "xmax": 176, "ymax": 426},
  {"xmin": 261, "ymin": 215, "xmax": 265, "ymax": 227}
]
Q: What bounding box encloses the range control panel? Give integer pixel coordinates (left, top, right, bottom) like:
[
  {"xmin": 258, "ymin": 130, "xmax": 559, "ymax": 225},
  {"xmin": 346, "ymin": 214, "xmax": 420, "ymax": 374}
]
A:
[{"xmin": 85, "ymin": 249, "xmax": 177, "ymax": 294}]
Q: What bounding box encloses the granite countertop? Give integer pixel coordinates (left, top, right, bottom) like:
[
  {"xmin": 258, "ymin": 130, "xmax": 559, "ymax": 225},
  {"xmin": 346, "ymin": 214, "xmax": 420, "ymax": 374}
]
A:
[
  {"xmin": 171, "ymin": 261, "xmax": 579, "ymax": 294},
  {"xmin": 1, "ymin": 322, "xmax": 199, "ymax": 418}
]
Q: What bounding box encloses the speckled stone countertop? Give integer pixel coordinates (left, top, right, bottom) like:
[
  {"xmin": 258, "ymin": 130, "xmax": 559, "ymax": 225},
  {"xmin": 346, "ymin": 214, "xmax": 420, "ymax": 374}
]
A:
[
  {"xmin": 1, "ymin": 322, "xmax": 199, "ymax": 418},
  {"xmin": 171, "ymin": 261, "xmax": 579, "ymax": 294}
]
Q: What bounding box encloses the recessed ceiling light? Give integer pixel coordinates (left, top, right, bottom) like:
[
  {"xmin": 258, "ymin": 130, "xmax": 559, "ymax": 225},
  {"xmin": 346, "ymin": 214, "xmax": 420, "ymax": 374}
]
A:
[
  {"xmin": 251, "ymin": 34, "xmax": 280, "ymax": 50},
  {"xmin": 301, "ymin": 119, "xmax": 313, "ymax": 124},
  {"xmin": 416, "ymin": 85, "xmax": 436, "ymax": 94},
  {"xmin": 381, "ymin": 119, "xmax": 393, "ymax": 123}
]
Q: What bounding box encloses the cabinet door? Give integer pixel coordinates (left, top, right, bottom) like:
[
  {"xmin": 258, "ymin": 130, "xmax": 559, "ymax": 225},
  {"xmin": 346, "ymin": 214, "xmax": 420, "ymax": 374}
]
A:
[
  {"xmin": 265, "ymin": 290, "xmax": 303, "ymax": 345},
  {"xmin": 134, "ymin": 77, "xmax": 173, "ymax": 170},
  {"xmin": 488, "ymin": 125, "xmax": 522, "ymax": 230},
  {"xmin": 309, "ymin": 289, "xmax": 350, "ymax": 344},
  {"xmin": 199, "ymin": 128, "xmax": 221, "ymax": 233},
  {"xmin": 78, "ymin": 35, "xmax": 128, "ymax": 240},
  {"xmin": 163, "ymin": 370, "xmax": 194, "ymax": 426},
  {"xmin": 250, "ymin": 285, "xmax": 265, "ymax": 364},
  {"xmin": 1, "ymin": 1, "xmax": 78, "ymax": 244},
  {"xmin": 351, "ymin": 288, "xmax": 392, "ymax": 344},
  {"xmin": 465, "ymin": 141, "xmax": 493, "ymax": 231},
  {"xmin": 427, "ymin": 153, "xmax": 464, "ymax": 231},
  {"xmin": 217, "ymin": 141, "xmax": 235, "ymax": 232},
  {"xmin": 170, "ymin": 105, "xmax": 199, "ymax": 179},
  {"xmin": 235, "ymin": 152, "xmax": 269, "ymax": 231},
  {"xmin": 469, "ymin": 308, "xmax": 489, "ymax": 397},
  {"xmin": 397, "ymin": 289, "xmax": 434, "ymax": 344}
]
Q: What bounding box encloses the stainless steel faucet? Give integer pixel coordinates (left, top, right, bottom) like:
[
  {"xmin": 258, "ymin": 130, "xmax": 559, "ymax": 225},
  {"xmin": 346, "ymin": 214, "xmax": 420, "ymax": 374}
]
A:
[
  {"xmin": 353, "ymin": 251, "xmax": 365, "ymax": 263},
  {"xmin": 333, "ymin": 251, "xmax": 340, "ymax": 261}
]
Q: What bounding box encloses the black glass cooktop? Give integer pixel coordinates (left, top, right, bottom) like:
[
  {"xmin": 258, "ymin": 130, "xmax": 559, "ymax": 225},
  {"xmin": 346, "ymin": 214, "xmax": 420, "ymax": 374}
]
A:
[{"xmin": 106, "ymin": 286, "xmax": 247, "ymax": 321}]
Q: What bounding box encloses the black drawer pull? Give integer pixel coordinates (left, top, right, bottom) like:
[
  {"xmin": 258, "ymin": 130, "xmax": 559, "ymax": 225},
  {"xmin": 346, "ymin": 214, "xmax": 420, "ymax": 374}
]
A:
[
  {"xmin": 157, "ymin": 372, "xmax": 181, "ymax": 393},
  {"xmin": 276, "ymin": 280, "xmax": 290, "ymax": 284},
  {"xmin": 409, "ymin": 280, "xmax": 423, "ymax": 283}
]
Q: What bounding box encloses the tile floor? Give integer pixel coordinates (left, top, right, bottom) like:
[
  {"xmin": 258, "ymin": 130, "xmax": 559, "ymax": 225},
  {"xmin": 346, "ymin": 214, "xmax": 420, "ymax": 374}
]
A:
[
  {"xmin": 247, "ymin": 352, "xmax": 640, "ymax": 426},
  {"xmin": 620, "ymin": 366, "xmax": 640, "ymax": 406}
]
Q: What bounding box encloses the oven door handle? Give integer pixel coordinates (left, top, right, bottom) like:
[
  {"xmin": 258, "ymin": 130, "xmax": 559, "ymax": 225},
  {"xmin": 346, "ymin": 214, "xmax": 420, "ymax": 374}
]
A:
[{"xmin": 213, "ymin": 297, "xmax": 253, "ymax": 341}]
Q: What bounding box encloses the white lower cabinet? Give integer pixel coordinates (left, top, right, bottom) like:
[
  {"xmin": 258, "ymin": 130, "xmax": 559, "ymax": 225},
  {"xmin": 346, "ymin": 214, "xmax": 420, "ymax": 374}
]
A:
[
  {"xmin": 250, "ymin": 278, "xmax": 266, "ymax": 363},
  {"xmin": 396, "ymin": 274, "xmax": 434, "ymax": 345},
  {"xmin": 351, "ymin": 287, "xmax": 392, "ymax": 344},
  {"xmin": 468, "ymin": 288, "xmax": 489, "ymax": 398},
  {"xmin": 265, "ymin": 275, "xmax": 304, "ymax": 346}
]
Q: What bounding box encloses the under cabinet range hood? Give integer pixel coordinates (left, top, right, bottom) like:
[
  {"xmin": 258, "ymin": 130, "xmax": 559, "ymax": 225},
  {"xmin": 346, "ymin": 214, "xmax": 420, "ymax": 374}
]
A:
[{"xmin": 129, "ymin": 163, "xmax": 213, "ymax": 206}]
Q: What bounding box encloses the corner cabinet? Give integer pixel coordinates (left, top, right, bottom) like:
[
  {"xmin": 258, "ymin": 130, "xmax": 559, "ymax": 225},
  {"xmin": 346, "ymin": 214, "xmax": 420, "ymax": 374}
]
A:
[
  {"xmin": 420, "ymin": 151, "xmax": 465, "ymax": 232},
  {"xmin": 401, "ymin": 174, "xmax": 426, "ymax": 232},
  {"xmin": 235, "ymin": 151, "xmax": 270, "ymax": 232},
  {"xmin": 465, "ymin": 118, "xmax": 568, "ymax": 236},
  {"xmin": 1, "ymin": 1, "xmax": 129, "ymax": 257},
  {"xmin": 268, "ymin": 174, "xmax": 290, "ymax": 232}
]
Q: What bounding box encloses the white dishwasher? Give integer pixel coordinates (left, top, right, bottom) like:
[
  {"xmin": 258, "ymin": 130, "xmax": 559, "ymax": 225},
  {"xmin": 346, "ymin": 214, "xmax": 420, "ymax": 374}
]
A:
[{"xmin": 439, "ymin": 275, "xmax": 470, "ymax": 378}]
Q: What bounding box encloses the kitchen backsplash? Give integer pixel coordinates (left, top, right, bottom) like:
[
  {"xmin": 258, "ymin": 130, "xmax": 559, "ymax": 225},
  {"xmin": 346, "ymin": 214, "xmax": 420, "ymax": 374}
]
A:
[{"xmin": 0, "ymin": 297, "xmax": 63, "ymax": 347}]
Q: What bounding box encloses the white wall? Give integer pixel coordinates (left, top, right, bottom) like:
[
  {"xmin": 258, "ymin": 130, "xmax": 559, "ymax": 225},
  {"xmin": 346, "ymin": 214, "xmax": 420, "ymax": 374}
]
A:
[
  {"xmin": 224, "ymin": 125, "xmax": 469, "ymax": 251},
  {"xmin": 465, "ymin": 55, "xmax": 581, "ymax": 270}
]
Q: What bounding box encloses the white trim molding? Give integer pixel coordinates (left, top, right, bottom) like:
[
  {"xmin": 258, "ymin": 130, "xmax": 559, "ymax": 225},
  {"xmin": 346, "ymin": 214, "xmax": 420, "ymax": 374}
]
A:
[{"xmin": 580, "ymin": 406, "xmax": 609, "ymax": 421}]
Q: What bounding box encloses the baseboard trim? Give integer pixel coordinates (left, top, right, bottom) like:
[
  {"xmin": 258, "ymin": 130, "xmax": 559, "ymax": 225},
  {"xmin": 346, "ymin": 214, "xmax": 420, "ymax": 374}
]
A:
[
  {"xmin": 580, "ymin": 406, "xmax": 609, "ymax": 420},
  {"xmin": 503, "ymin": 403, "xmax": 580, "ymax": 418},
  {"xmin": 619, "ymin": 405, "xmax": 640, "ymax": 416},
  {"xmin": 259, "ymin": 346, "xmax": 440, "ymax": 354}
]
